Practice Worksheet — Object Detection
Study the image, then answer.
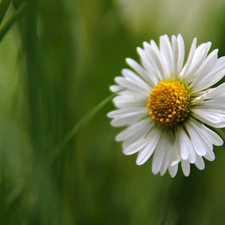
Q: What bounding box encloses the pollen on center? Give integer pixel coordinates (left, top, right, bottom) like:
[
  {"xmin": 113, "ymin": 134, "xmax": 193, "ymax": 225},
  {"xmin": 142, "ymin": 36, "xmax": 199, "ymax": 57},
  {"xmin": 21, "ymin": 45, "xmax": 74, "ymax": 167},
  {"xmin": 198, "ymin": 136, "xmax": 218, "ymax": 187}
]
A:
[{"xmin": 147, "ymin": 79, "xmax": 191, "ymax": 128}]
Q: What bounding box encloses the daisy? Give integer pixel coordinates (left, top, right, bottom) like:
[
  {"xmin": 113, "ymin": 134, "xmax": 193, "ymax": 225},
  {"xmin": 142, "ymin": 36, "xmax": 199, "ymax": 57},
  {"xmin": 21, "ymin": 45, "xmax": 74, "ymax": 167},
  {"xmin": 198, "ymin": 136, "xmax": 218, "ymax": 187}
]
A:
[{"xmin": 107, "ymin": 34, "xmax": 225, "ymax": 177}]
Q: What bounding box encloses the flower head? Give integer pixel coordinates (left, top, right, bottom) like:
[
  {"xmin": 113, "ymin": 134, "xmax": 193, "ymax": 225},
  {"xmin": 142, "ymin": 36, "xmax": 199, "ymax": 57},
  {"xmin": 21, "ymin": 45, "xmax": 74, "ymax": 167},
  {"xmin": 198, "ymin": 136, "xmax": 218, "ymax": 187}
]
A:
[{"xmin": 108, "ymin": 34, "xmax": 225, "ymax": 177}]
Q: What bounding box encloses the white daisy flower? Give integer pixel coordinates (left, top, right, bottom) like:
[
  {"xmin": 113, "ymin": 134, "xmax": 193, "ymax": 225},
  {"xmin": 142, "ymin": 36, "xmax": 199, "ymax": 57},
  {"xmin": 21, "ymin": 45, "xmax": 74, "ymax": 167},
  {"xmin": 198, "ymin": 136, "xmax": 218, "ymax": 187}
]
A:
[{"xmin": 107, "ymin": 34, "xmax": 225, "ymax": 177}]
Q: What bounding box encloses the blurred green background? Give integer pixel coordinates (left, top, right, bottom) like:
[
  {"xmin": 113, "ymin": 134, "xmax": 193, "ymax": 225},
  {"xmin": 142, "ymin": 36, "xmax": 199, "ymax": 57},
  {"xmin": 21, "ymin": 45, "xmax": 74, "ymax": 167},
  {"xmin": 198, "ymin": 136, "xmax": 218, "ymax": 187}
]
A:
[{"xmin": 0, "ymin": 0, "xmax": 225, "ymax": 224}]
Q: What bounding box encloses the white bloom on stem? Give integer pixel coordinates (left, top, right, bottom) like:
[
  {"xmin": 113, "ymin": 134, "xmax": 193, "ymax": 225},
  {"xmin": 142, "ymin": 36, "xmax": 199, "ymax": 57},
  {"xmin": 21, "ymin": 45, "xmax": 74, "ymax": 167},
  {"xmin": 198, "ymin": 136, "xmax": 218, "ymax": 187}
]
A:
[{"xmin": 108, "ymin": 34, "xmax": 225, "ymax": 177}]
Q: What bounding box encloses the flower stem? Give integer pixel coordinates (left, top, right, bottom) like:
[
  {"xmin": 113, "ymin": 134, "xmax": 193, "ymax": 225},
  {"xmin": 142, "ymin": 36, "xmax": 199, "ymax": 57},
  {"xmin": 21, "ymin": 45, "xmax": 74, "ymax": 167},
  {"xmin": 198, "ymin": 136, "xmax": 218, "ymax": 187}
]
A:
[
  {"xmin": 0, "ymin": 0, "xmax": 12, "ymax": 24},
  {"xmin": 0, "ymin": 2, "xmax": 26, "ymax": 41},
  {"xmin": 48, "ymin": 93, "xmax": 115, "ymax": 162}
]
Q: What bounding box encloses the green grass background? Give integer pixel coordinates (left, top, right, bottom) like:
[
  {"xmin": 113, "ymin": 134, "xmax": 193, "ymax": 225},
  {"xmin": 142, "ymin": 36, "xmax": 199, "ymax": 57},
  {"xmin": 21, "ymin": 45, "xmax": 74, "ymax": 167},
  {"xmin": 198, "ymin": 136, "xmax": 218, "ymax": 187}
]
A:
[{"xmin": 0, "ymin": 0, "xmax": 225, "ymax": 224}]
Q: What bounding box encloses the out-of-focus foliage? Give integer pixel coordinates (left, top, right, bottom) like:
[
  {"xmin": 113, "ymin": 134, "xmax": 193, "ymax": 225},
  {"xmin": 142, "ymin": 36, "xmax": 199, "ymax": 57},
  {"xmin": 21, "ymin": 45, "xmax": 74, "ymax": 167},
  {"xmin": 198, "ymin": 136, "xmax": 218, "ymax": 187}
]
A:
[{"xmin": 0, "ymin": 0, "xmax": 225, "ymax": 224}]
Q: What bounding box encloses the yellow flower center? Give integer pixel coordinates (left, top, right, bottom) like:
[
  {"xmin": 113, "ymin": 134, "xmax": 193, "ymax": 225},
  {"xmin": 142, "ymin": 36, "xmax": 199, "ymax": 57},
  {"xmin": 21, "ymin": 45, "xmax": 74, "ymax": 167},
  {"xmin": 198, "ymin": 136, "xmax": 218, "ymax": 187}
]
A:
[{"xmin": 147, "ymin": 79, "xmax": 191, "ymax": 129}]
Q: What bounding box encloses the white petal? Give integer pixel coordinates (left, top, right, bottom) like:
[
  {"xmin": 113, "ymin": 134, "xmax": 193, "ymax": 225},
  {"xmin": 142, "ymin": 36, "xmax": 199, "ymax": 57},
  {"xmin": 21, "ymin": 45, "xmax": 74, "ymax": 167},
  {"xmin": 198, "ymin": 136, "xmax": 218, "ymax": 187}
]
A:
[
  {"xmin": 126, "ymin": 58, "xmax": 156, "ymax": 87},
  {"xmin": 196, "ymin": 49, "xmax": 218, "ymax": 75},
  {"xmin": 177, "ymin": 34, "xmax": 185, "ymax": 74},
  {"xmin": 189, "ymin": 118, "xmax": 223, "ymax": 146},
  {"xmin": 110, "ymin": 85, "xmax": 123, "ymax": 92},
  {"xmin": 160, "ymin": 134, "xmax": 173, "ymax": 176},
  {"xmin": 136, "ymin": 128, "xmax": 161, "ymax": 165},
  {"xmin": 201, "ymin": 126, "xmax": 223, "ymax": 146},
  {"xmin": 122, "ymin": 69, "xmax": 151, "ymax": 92},
  {"xmin": 194, "ymin": 57, "xmax": 225, "ymax": 91},
  {"xmin": 189, "ymin": 119, "xmax": 213, "ymax": 151},
  {"xmin": 108, "ymin": 107, "xmax": 146, "ymax": 118},
  {"xmin": 140, "ymin": 44, "xmax": 164, "ymax": 81},
  {"xmin": 170, "ymin": 133, "xmax": 181, "ymax": 165},
  {"xmin": 160, "ymin": 35, "xmax": 174, "ymax": 78},
  {"xmin": 187, "ymin": 119, "xmax": 219, "ymax": 163},
  {"xmin": 204, "ymin": 150, "xmax": 215, "ymax": 161},
  {"xmin": 181, "ymin": 160, "xmax": 190, "ymax": 177},
  {"xmin": 122, "ymin": 122, "xmax": 153, "ymax": 149},
  {"xmin": 194, "ymin": 70, "xmax": 225, "ymax": 92},
  {"xmin": 115, "ymin": 76, "xmax": 149, "ymax": 95},
  {"xmin": 172, "ymin": 35, "xmax": 178, "ymax": 76},
  {"xmin": 197, "ymin": 99, "xmax": 225, "ymax": 109},
  {"xmin": 115, "ymin": 118, "xmax": 151, "ymax": 142},
  {"xmin": 112, "ymin": 95, "xmax": 147, "ymax": 108},
  {"xmin": 192, "ymin": 109, "xmax": 225, "ymax": 128},
  {"xmin": 190, "ymin": 49, "xmax": 218, "ymax": 89},
  {"xmin": 195, "ymin": 83, "xmax": 225, "ymax": 102},
  {"xmin": 178, "ymin": 127, "xmax": 190, "ymax": 160},
  {"xmin": 186, "ymin": 122, "xmax": 207, "ymax": 156},
  {"xmin": 187, "ymin": 139, "xmax": 197, "ymax": 164},
  {"xmin": 185, "ymin": 43, "xmax": 211, "ymax": 79},
  {"xmin": 171, "ymin": 159, "xmax": 180, "ymax": 166},
  {"xmin": 200, "ymin": 83, "xmax": 225, "ymax": 99},
  {"xmin": 109, "ymin": 108, "xmax": 148, "ymax": 127},
  {"xmin": 169, "ymin": 164, "xmax": 178, "ymax": 178},
  {"xmin": 195, "ymin": 155, "xmax": 205, "ymax": 170},
  {"xmin": 123, "ymin": 135, "xmax": 150, "ymax": 155},
  {"xmin": 152, "ymin": 131, "xmax": 167, "ymax": 174},
  {"xmin": 180, "ymin": 37, "xmax": 197, "ymax": 77},
  {"xmin": 208, "ymin": 56, "xmax": 225, "ymax": 77}
]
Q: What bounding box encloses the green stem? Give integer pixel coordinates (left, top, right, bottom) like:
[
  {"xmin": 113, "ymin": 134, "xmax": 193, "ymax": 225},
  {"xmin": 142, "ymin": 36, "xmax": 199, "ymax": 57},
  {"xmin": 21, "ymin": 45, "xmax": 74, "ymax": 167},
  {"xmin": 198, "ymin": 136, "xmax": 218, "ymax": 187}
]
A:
[
  {"xmin": 48, "ymin": 93, "xmax": 115, "ymax": 162},
  {"xmin": 0, "ymin": 0, "xmax": 12, "ymax": 24},
  {"xmin": 0, "ymin": 2, "xmax": 26, "ymax": 41},
  {"xmin": 9, "ymin": 93, "xmax": 115, "ymax": 219}
]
